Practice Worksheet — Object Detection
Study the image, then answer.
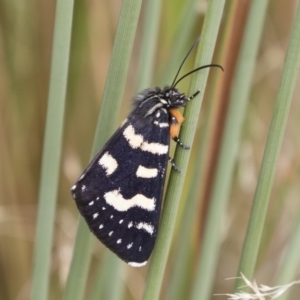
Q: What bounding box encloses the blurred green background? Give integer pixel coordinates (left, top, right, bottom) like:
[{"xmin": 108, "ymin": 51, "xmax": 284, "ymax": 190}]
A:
[{"xmin": 1, "ymin": 0, "xmax": 300, "ymax": 299}]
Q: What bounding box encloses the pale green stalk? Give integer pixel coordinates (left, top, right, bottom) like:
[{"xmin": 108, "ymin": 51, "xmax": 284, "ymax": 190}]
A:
[
  {"xmin": 89, "ymin": 252, "xmax": 125, "ymax": 300},
  {"xmin": 30, "ymin": 1, "xmax": 74, "ymax": 299},
  {"xmin": 276, "ymin": 207, "xmax": 300, "ymax": 300},
  {"xmin": 191, "ymin": 1, "xmax": 269, "ymax": 299},
  {"xmin": 235, "ymin": 0, "xmax": 300, "ymax": 291},
  {"xmin": 142, "ymin": 2, "xmax": 225, "ymax": 299},
  {"xmin": 135, "ymin": 0, "xmax": 162, "ymax": 90},
  {"xmin": 165, "ymin": 3, "xmax": 237, "ymax": 298},
  {"xmin": 159, "ymin": 0, "xmax": 198, "ymax": 85},
  {"xmin": 63, "ymin": 1, "xmax": 142, "ymax": 299}
]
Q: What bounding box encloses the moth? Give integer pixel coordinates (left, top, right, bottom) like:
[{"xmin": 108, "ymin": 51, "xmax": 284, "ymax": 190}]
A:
[{"xmin": 71, "ymin": 38, "xmax": 222, "ymax": 267}]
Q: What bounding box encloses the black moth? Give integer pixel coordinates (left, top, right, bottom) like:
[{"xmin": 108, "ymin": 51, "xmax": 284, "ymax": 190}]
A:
[{"xmin": 71, "ymin": 38, "xmax": 222, "ymax": 267}]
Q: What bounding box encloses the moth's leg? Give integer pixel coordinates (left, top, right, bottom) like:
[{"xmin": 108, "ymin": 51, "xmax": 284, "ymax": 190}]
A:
[
  {"xmin": 173, "ymin": 136, "xmax": 190, "ymax": 149},
  {"xmin": 169, "ymin": 156, "xmax": 181, "ymax": 173}
]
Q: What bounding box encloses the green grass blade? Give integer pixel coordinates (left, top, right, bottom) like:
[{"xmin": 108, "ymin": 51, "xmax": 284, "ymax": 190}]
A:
[
  {"xmin": 30, "ymin": 1, "xmax": 74, "ymax": 299},
  {"xmin": 63, "ymin": 221, "xmax": 92, "ymax": 300},
  {"xmin": 164, "ymin": 73, "xmax": 218, "ymax": 300},
  {"xmin": 190, "ymin": 1, "xmax": 269, "ymax": 299},
  {"xmin": 142, "ymin": 2, "xmax": 225, "ymax": 300},
  {"xmin": 135, "ymin": 0, "xmax": 162, "ymax": 90},
  {"xmin": 63, "ymin": 1, "xmax": 142, "ymax": 299},
  {"xmin": 165, "ymin": 4, "xmax": 237, "ymax": 299},
  {"xmin": 276, "ymin": 208, "xmax": 300, "ymax": 300},
  {"xmin": 89, "ymin": 252, "xmax": 124, "ymax": 300},
  {"xmin": 235, "ymin": 0, "xmax": 300, "ymax": 290},
  {"xmin": 158, "ymin": 0, "xmax": 198, "ymax": 85}
]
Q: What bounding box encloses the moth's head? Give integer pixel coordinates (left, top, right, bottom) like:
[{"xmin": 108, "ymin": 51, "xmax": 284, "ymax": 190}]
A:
[
  {"xmin": 161, "ymin": 86, "xmax": 187, "ymax": 108},
  {"xmin": 132, "ymin": 87, "xmax": 187, "ymax": 118}
]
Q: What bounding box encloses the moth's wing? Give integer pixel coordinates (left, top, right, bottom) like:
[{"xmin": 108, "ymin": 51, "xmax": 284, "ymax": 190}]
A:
[{"xmin": 71, "ymin": 110, "xmax": 170, "ymax": 266}]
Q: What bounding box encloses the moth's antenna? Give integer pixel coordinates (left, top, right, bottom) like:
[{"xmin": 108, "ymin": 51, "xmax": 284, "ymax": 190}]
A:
[
  {"xmin": 171, "ymin": 36, "xmax": 201, "ymax": 88},
  {"xmin": 173, "ymin": 64, "xmax": 224, "ymax": 87}
]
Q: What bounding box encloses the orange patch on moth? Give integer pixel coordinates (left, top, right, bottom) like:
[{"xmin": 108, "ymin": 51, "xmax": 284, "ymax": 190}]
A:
[
  {"xmin": 170, "ymin": 123, "xmax": 180, "ymax": 138},
  {"xmin": 169, "ymin": 109, "xmax": 184, "ymax": 124},
  {"xmin": 169, "ymin": 109, "xmax": 184, "ymax": 138}
]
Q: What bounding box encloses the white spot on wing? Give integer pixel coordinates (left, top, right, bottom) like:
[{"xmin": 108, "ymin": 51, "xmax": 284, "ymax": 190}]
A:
[
  {"xmin": 109, "ymin": 231, "xmax": 113, "ymax": 236},
  {"xmin": 141, "ymin": 142, "xmax": 168, "ymax": 155},
  {"xmin": 136, "ymin": 165, "xmax": 158, "ymax": 178},
  {"xmin": 99, "ymin": 224, "xmax": 103, "ymax": 229},
  {"xmin": 128, "ymin": 261, "xmax": 147, "ymax": 267},
  {"xmin": 128, "ymin": 222, "xmax": 133, "ymax": 228},
  {"xmin": 136, "ymin": 222, "xmax": 154, "ymax": 235},
  {"xmin": 89, "ymin": 201, "xmax": 94, "ymax": 206},
  {"xmin": 127, "ymin": 243, "xmax": 133, "ymax": 249},
  {"xmin": 119, "ymin": 219, "xmax": 123, "ymax": 224},
  {"xmin": 81, "ymin": 185, "xmax": 86, "ymax": 192},
  {"xmin": 123, "ymin": 125, "xmax": 143, "ymax": 149},
  {"xmin": 139, "ymin": 246, "xmax": 142, "ymax": 251},
  {"xmin": 117, "ymin": 239, "xmax": 122, "ymax": 244},
  {"xmin": 104, "ymin": 190, "xmax": 155, "ymax": 211},
  {"xmin": 93, "ymin": 213, "xmax": 99, "ymax": 219},
  {"xmin": 99, "ymin": 152, "xmax": 118, "ymax": 175},
  {"xmin": 123, "ymin": 125, "xmax": 168, "ymax": 155},
  {"xmin": 79, "ymin": 174, "xmax": 85, "ymax": 180},
  {"xmin": 110, "ymin": 215, "xmax": 113, "ymax": 219},
  {"xmin": 71, "ymin": 185, "xmax": 76, "ymax": 191},
  {"xmin": 153, "ymin": 120, "xmax": 169, "ymax": 128}
]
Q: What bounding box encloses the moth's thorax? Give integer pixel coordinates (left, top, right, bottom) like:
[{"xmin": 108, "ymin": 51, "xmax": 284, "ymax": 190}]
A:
[{"xmin": 132, "ymin": 86, "xmax": 187, "ymax": 118}]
